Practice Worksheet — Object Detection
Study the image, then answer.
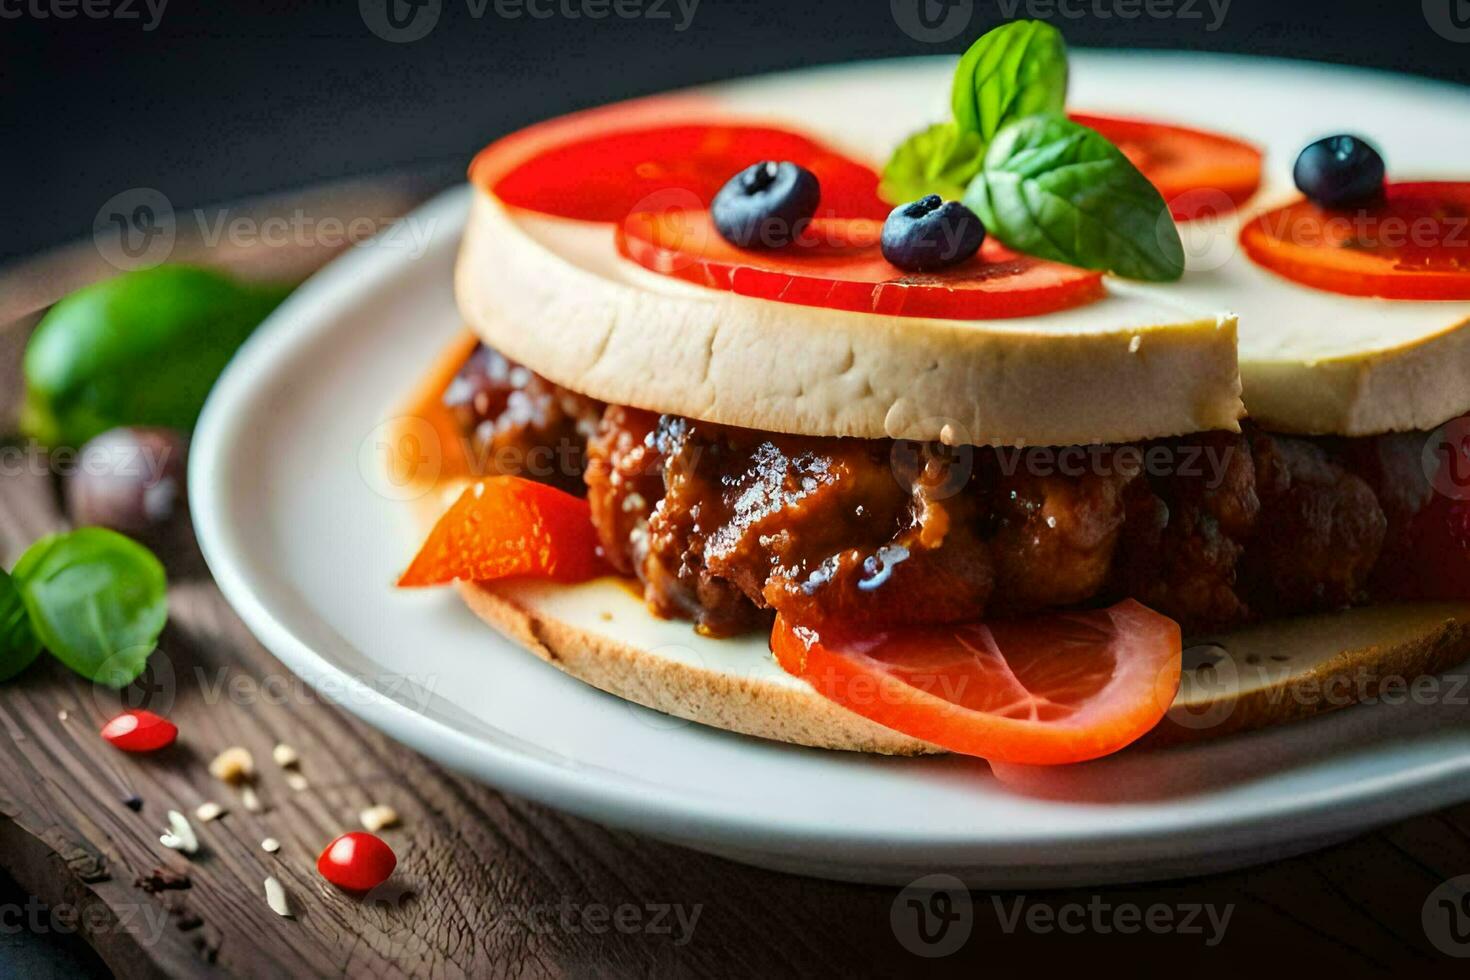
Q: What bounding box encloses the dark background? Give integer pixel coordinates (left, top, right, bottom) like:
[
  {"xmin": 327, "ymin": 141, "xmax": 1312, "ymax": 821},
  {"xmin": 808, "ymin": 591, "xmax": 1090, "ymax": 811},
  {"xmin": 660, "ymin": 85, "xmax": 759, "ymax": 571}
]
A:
[{"xmin": 4, "ymin": 0, "xmax": 1470, "ymax": 264}]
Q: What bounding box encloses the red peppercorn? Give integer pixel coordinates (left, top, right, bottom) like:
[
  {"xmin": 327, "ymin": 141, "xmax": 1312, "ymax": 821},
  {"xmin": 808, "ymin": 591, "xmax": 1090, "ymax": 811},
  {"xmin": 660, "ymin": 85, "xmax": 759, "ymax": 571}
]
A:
[
  {"xmin": 317, "ymin": 832, "xmax": 396, "ymax": 891},
  {"xmin": 100, "ymin": 710, "xmax": 178, "ymax": 752}
]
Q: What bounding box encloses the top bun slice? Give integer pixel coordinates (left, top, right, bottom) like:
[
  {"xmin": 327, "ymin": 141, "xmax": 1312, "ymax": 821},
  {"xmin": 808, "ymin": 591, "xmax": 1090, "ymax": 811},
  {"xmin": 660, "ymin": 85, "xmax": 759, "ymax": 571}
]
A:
[
  {"xmin": 457, "ymin": 79, "xmax": 1243, "ymax": 448},
  {"xmin": 457, "ymin": 57, "xmax": 1470, "ymax": 443}
]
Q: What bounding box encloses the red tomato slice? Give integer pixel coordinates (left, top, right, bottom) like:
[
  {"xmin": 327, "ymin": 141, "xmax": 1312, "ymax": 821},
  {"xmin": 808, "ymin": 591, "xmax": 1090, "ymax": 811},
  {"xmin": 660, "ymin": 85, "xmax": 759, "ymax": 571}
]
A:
[
  {"xmin": 486, "ymin": 117, "xmax": 890, "ymax": 222},
  {"xmin": 617, "ymin": 209, "xmax": 1105, "ymax": 320},
  {"xmin": 771, "ymin": 600, "xmax": 1182, "ymax": 764},
  {"xmin": 398, "ymin": 477, "xmax": 606, "ymax": 587},
  {"xmin": 1072, "ymin": 112, "xmax": 1262, "ymax": 220},
  {"xmin": 1240, "ymin": 182, "xmax": 1470, "ymax": 299}
]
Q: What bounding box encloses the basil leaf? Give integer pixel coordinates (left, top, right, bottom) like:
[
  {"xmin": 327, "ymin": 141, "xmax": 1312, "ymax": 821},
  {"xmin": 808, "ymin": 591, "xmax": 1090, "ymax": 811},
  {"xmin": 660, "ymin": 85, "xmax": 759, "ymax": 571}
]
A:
[
  {"xmin": 951, "ymin": 20, "xmax": 1068, "ymax": 144},
  {"xmin": 0, "ymin": 569, "xmax": 41, "ymax": 682},
  {"xmin": 880, "ymin": 123, "xmax": 988, "ymax": 205},
  {"xmin": 965, "ymin": 114, "xmax": 1185, "ymax": 282},
  {"xmin": 11, "ymin": 528, "xmax": 168, "ymax": 688}
]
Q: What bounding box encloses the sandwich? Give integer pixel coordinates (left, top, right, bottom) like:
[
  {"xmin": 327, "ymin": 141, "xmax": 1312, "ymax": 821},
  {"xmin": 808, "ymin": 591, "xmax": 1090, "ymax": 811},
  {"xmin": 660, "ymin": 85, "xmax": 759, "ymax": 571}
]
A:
[{"xmin": 391, "ymin": 21, "xmax": 1470, "ymax": 765}]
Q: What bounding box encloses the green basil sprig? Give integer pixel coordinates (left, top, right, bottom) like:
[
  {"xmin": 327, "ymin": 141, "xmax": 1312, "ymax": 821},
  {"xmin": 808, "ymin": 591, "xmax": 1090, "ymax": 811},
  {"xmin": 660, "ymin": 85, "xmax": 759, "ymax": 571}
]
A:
[
  {"xmin": 9, "ymin": 528, "xmax": 168, "ymax": 688},
  {"xmin": 880, "ymin": 123, "xmax": 987, "ymax": 206},
  {"xmin": 883, "ymin": 20, "xmax": 1068, "ymax": 207},
  {"xmin": 965, "ymin": 114, "xmax": 1185, "ymax": 282},
  {"xmin": 0, "ymin": 569, "xmax": 41, "ymax": 682},
  {"xmin": 951, "ymin": 19, "xmax": 1068, "ymax": 143},
  {"xmin": 881, "ymin": 19, "xmax": 1184, "ymax": 282}
]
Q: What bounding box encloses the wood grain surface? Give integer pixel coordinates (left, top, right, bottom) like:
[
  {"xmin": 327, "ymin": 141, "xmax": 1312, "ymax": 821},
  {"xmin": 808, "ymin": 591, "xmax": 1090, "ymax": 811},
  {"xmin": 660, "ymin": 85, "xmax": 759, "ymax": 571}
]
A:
[{"xmin": 3, "ymin": 188, "xmax": 1470, "ymax": 978}]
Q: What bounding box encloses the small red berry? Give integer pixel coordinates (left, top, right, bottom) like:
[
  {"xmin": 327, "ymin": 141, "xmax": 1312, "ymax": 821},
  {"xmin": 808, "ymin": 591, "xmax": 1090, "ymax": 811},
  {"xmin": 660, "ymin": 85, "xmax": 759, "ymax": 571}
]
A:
[
  {"xmin": 100, "ymin": 710, "xmax": 178, "ymax": 753},
  {"xmin": 317, "ymin": 832, "xmax": 396, "ymax": 891}
]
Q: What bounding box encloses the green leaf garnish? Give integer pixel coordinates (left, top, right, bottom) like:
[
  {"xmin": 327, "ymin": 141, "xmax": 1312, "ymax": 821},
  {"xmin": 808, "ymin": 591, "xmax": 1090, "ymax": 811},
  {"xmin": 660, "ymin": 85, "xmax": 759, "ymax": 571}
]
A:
[
  {"xmin": 951, "ymin": 20, "xmax": 1068, "ymax": 144},
  {"xmin": 964, "ymin": 114, "xmax": 1185, "ymax": 282},
  {"xmin": 0, "ymin": 569, "xmax": 41, "ymax": 682},
  {"xmin": 880, "ymin": 123, "xmax": 988, "ymax": 205},
  {"xmin": 881, "ymin": 20, "xmax": 1185, "ymax": 283},
  {"xmin": 11, "ymin": 528, "xmax": 168, "ymax": 688}
]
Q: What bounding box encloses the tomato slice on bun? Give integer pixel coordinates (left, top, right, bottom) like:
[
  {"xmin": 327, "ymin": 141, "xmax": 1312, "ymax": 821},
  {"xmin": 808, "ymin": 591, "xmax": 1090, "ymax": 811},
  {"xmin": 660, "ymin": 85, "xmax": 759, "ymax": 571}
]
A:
[
  {"xmin": 1240, "ymin": 182, "xmax": 1470, "ymax": 299},
  {"xmin": 486, "ymin": 117, "xmax": 891, "ymax": 222},
  {"xmin": 618, "ymin": 209, "xmax": 1105, "ymax": 320},
  {"xmin": 772, "ymin": 600, "xmax": 1182, "ymax": 765}
]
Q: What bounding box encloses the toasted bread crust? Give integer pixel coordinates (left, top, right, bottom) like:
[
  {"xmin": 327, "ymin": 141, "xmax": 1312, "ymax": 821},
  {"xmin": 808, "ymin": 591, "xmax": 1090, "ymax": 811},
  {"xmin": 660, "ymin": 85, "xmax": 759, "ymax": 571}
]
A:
[
  {"xmin": 1146, "ymin": 601, "xmax": 1470, "ymax": 745},
  {"xmin": 455, "ymin": 580, "xmax": 940, "ymax": 754}
]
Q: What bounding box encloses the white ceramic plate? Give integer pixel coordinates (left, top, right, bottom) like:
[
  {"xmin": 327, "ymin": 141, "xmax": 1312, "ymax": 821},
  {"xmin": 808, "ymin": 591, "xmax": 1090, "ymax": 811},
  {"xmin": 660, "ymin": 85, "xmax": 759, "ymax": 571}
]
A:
[{"xmin": 192, "ymin": 52, "xmax": 1470, "ymax": 887}]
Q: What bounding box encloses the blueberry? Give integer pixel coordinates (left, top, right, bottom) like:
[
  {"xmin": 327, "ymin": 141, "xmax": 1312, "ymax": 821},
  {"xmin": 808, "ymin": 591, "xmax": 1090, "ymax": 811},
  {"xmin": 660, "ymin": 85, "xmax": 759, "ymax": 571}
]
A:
[
  {"xmin": 880, "ymin": 195, "xmax": 986, "ymax": 273},
  {"xmin": 1293, "ymin": 135, "xmax": 1385, "ymax": 208},
  {"xmin": 711, "ymin": 161, "xmax": 820, "ymax": 249}
]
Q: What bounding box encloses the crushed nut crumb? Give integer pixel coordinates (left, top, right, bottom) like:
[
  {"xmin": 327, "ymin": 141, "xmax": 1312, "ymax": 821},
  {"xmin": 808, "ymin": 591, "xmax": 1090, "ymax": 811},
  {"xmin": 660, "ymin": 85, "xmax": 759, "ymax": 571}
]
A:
[
  {"xmin": 208, "ymin": 747, "xmax": 255, "ymax": 785},
  {"xmin": 194, "ymin": 802, "xmax": 225, "ymax": 823},
  {"xmin": 264, "ymin": 876, "xmax": 292, "ymax": 918},
  {"xmin": 271, "ymin": 743, "xmax": 299, "ymax": 768},
  {"xmin": 261, "ymin": 838, "xmax": 281, "ymax": 854},
  {"xmin": 159, "ymin": 810, "xmax": 199, "ymax": 856},
  {"xmin": 359, "ymin": 804, "xmax": 400, "ymax": 832},
  {"xmin": 284, "ymin": 772, "xmax": 309, "ymax": 792},
  {"xmin": 240, "ymin": 785, "xmax": 264, "ymax": 813}
]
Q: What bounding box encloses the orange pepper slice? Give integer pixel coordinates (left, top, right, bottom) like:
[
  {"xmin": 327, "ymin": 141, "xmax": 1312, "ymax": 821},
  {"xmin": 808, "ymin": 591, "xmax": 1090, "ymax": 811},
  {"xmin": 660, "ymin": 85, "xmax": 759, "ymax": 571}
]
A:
[{"xmin": 398, "ymin": 477, "xmax": 606, "ymax": 587}]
